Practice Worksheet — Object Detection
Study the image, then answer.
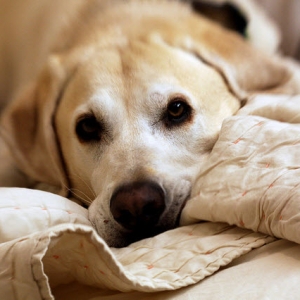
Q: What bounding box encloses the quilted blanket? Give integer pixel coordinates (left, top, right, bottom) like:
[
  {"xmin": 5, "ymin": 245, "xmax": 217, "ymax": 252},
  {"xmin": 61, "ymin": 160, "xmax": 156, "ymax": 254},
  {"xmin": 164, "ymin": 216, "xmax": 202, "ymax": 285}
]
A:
[
  {"xmin": 181, "ymin": 94, "xmax": 300, "ymax": 245},
  {"xmin": 1, "ymin": 94, "xmax": 300, "ymax": 299}
]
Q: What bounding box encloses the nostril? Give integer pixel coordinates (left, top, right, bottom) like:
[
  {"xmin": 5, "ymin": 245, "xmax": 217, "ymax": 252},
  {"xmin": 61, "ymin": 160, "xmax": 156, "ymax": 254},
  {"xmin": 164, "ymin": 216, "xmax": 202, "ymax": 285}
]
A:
[
  {"xmin": 110, "ymin": 181, "xmax": 166, "ymax": 231},
  {"xmin": 115, "ymin": 210, "xmax": 136, "ymax": 229},
  {"xmin": 142, "ymin": 202, "xmax": 165, "ymax": 222}
]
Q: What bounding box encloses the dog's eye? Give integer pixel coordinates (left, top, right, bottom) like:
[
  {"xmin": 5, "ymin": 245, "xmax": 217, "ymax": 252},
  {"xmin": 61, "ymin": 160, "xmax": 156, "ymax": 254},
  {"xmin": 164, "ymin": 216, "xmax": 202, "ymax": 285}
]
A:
[
  {"xmin": 165, "ymin": 98, "xmax": 192, "ymax": 126},
  {"xmin": 76, "ymin": 115, "xmax": 102, "ymax": 142}
]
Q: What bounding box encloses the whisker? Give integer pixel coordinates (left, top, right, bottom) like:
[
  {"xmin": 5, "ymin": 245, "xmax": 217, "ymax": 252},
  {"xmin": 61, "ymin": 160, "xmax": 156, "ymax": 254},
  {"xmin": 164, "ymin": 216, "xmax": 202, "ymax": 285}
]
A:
[
  {"xmin": 288, "ymin": 112, "xmax": 300, "ymax": 123},
  {"xmin": 60, "ymin": 182, "xmax": 94, "ymax": 206},
  {"xmin": 69, "ymin": 187, "xmax": 94, "ymax": 205},
  {"xmin": 68, "ymin": 173, "xmax": 97, "ymax": 199}
]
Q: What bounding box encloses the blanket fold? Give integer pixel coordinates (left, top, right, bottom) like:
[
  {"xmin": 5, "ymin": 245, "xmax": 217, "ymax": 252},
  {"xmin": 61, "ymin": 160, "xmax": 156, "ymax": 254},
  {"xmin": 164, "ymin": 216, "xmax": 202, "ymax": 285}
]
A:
[
  {"xmin": 181, "ymin": 94, "xmax": 300, "ymax": 245},
  {"xmin": 0, "ymin": 189, "xmax": 274, "ymax": 300}
]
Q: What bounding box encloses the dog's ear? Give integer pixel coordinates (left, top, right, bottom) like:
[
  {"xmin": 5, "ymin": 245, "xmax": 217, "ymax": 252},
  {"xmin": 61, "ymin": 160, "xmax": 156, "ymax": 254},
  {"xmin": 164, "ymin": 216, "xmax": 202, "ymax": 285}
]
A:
[
  {"xmin": 0, "ymin": 55, "xmax": 69, "ymax": 194},
  {"xmin": 190, "ymin": 1, "xmax": 247, "ymax": 36},
  {"xmin": 162, "ymin": 9, "xmax": 297, "ymax": 99}
]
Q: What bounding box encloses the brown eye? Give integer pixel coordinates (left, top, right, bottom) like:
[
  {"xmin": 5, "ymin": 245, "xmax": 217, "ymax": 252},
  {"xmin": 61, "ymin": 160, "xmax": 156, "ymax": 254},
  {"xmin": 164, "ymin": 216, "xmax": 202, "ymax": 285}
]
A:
[
  {"xmin": 76, "ymin": 115, "xmax": 102, "ymax": 142},
  {"xmin": 165, "ymin": 98, "xmax": 192, "ymax": 126}
]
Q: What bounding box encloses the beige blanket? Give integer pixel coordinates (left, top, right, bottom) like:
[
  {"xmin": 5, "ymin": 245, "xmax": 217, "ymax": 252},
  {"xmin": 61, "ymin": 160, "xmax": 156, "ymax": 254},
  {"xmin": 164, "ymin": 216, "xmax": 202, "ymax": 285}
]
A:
[
  {"xmin": 1, "ymin": 93, "xmax": 300, "ymax": 299},
  {"xmin": 0, "ymin": 188, "xmax": 273, "ymax": 299},
  {"xmin": 182, "ymin": 94, "xmax": 300, "ymax": 245}
]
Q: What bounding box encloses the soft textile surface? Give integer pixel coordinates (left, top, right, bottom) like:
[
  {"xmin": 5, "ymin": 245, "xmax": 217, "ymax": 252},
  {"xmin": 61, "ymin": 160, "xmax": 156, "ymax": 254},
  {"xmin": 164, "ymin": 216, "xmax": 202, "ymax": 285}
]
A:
[
  {"xmin": 0, "ymin": 188, "xmax": 273, "ymax": 300},
  {"xmin": 1, "ymin": 94, "xmax": 300, "ymax": 299},
  {"xmin": 52, "ymin": 239, "xmax": 300, "ymax": 300},
  {"xmin": 181, "ymin": 94, "xmax": 300, "ymax": 246}
]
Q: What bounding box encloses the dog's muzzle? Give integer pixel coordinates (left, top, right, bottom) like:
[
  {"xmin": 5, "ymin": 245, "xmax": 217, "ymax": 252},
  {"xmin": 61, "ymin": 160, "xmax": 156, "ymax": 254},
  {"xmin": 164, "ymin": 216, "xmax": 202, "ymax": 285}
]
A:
[{"xmin": 110, "ymin": 181, "xmax": 166, "ymax": 233}]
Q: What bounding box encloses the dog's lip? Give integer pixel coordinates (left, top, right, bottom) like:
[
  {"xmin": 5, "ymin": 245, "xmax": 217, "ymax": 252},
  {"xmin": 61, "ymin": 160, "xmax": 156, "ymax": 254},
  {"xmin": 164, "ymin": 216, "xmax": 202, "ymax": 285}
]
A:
[
  {"xmin": 125, "ymin": 227, "xmax": 165, "ymax": 244},
  {"xmin": 120, "ymin": 193, "xmax": 192, "ymax": 246},
  {"xmin": 175, "ymin": 193, "xmax": 191, "ymax": 227},
  {"xmin": 89, "ymin": 189, "xmax": 192, "ymax": 247}
]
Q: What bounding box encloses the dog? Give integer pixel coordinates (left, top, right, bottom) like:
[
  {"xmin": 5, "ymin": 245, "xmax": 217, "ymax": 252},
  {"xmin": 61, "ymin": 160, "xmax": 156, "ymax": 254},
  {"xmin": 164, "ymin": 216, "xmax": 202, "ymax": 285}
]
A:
[{"xmin": 0, "ymin": 0, "xmax": 294, "ymax": 247}]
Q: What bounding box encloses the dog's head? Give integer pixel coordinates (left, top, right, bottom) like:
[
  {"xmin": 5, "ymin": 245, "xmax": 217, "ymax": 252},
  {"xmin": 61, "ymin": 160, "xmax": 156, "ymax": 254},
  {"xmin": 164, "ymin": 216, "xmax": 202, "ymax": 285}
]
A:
[
  {"xmin": 1, "ymin": 1, "xmax": 293, "ymax": 247},
  {"xmin": 54, "ymin": 37, "xmax": 241, "ymax": 246}
]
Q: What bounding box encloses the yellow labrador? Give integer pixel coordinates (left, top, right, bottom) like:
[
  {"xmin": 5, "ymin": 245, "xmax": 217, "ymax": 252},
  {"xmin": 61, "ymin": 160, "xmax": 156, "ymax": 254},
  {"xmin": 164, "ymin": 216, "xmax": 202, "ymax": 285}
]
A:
[{"xmin": 0, "ymin": 0, "xmax": 294, "ymax": 246}]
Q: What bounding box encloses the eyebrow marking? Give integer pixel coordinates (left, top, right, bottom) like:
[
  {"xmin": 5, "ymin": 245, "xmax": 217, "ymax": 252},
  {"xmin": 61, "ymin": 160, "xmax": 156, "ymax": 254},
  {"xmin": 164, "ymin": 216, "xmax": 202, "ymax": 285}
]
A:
[{"xmin": 150, "ymin": 92, "xmax": 165, "ymax": 104}]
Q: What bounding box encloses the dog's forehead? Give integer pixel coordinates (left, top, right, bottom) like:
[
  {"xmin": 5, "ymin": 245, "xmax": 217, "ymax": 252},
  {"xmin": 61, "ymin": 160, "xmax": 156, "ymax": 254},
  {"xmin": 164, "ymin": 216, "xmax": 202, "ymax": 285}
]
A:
[
  {"xmin": 66, "ymin": 35, "xmax": 237, "ymax": 120},
  {"xmin": 78, "ymin": 42, "xmax": 196, "ymax": 86}
]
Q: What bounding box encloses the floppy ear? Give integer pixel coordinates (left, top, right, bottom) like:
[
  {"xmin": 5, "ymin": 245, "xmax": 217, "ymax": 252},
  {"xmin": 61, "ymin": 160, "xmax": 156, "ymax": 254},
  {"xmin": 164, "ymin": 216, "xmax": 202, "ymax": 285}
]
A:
[
  {"xmin": 0, "ymin": 55, "xmax": 69, "ymax": 195},
  {"xmin": 162, "ymin": 9, "xmax": 298, "ymax": 99}
]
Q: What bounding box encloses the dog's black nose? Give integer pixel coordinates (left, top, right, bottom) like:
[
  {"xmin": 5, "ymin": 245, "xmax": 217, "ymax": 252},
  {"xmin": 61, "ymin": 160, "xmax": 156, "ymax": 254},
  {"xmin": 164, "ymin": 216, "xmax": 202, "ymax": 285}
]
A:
[{"xmin": 110, "ymin": 181, "xmax": 166, "ymax": 231}]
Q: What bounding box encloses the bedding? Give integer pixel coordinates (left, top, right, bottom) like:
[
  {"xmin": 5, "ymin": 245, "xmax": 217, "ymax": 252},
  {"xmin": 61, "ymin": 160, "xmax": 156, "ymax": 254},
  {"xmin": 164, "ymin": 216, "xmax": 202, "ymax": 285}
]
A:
[
  {"xmin": 181, "ymin": 93, "xmax": 300, "ymax": 245},
  {"xmin": 1, "ymin": 1, "xmax": 300, "ymax": 298},
  {"xmin": 1, "ymin": 93, "xmax": 300, "ymax": 299}
]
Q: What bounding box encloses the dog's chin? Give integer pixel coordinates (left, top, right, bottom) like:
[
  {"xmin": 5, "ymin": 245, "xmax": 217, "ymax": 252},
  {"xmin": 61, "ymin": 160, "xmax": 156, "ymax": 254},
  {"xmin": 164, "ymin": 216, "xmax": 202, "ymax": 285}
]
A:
[
  {"xmin": 93, "ymin": 210, "xmax": 183, "ymax": 248},
  {"xmin": 89, "ymin": 180, "xmax": 192, "ymax": 247},
  {"xmin": 105, "ymin": 222, "xmax": 179, "ymax": 248}
]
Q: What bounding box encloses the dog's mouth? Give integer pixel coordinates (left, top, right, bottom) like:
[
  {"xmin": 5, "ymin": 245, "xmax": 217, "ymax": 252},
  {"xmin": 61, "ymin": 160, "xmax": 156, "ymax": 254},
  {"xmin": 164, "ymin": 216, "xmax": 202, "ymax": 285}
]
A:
[
  {"xmin": 109, "ymin": 184, "xmax": 190, "ymax": 247},
  {"xmin": 110, "ymin": 214, "xmax": 183, "ymax": 248},
  {"xmin": 89, "ymin": 179, "xmax": 192, "ymax": 248},
  {"xmin": 117, "ymin": 225, "xmax": 171, "ymax": 247}
]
